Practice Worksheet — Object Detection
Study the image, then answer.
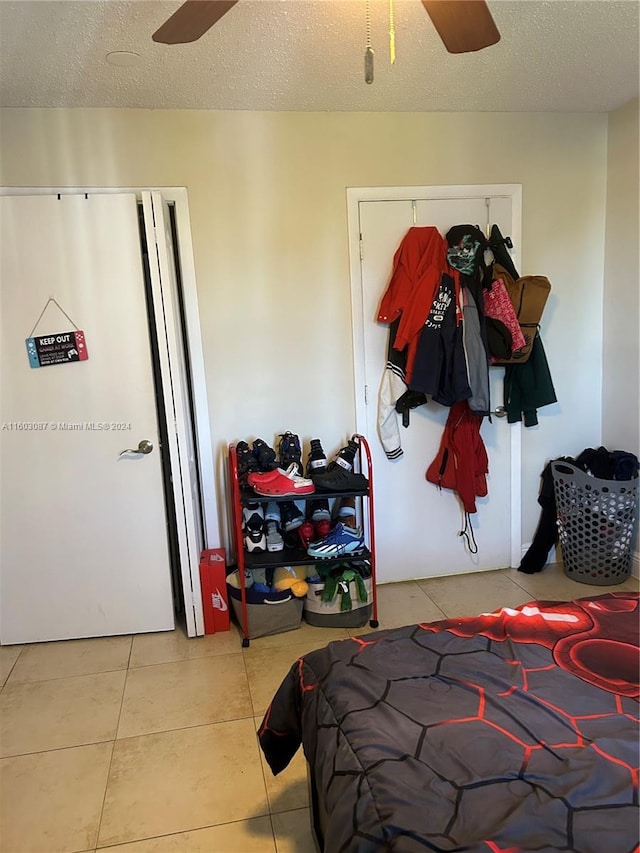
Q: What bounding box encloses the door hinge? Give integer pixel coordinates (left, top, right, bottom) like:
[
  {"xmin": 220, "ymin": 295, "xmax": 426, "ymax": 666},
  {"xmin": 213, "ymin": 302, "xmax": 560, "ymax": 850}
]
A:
[
  {"xmin": 364, "ymin": 384, "xmax": 369, "ymax": 405},
  {"xmin": 359, "ymin": 234, "xmax": 363, "ymax": 261}
]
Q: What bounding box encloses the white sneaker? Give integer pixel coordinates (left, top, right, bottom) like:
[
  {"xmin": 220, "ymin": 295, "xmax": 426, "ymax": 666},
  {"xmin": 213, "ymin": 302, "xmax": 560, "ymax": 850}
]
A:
[{"xmin": 265, "ymin": 521, "xmax": 284, "ymax": 552}]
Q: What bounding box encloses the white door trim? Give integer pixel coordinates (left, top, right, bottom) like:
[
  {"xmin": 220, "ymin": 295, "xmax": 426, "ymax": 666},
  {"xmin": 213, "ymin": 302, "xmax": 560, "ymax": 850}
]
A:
[
  {"xmin": 346, "ymin": 184, "xmax": 523, "ymax": 569},
  {"xmin": 1, "ymin": 185, "xmax": 217, "ymax": 634}
]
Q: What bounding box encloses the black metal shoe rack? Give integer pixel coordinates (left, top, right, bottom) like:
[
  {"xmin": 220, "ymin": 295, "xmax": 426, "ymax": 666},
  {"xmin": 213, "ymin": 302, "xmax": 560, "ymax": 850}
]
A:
[{"xmin": 227, "ymin": 434, "xmax": 379, "ymax": 647}]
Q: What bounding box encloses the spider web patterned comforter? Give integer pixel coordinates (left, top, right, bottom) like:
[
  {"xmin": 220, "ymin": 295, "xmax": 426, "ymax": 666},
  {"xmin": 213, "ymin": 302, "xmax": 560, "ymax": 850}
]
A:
[{"xmin": 258, "ymin": 592, "xmax": 640, "ymax": 853}]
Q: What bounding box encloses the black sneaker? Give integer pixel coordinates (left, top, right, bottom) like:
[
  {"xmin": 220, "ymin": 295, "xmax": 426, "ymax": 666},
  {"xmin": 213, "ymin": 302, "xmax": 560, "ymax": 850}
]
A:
[
  {"xmin": 306, "ymin": 438, "xmax": 327, "ymax": 478},
  {"xmin": 313, "ymin": 467, "xmax": 368, "ymax": 493},
  {"xmin": 308, "ymin": 498, "xmax": 331, "ymax": 522},
  {"xmin": 280, "ymin": 500, "xmax": 304, "ymax": 531},
  {"xmin": 328, "ymin": 436, "xmax": 360, "ymax": 472},
  {"xmin": 252, "ymin": 438, "xmax": 278, "ymax": 471},
  {"xmin": 236, "ymin": 441, "xmax": 260, "ymax": 487},
  {"xmin": 278, "ymin": 432, "xmax": 302, "ymax": 471}
]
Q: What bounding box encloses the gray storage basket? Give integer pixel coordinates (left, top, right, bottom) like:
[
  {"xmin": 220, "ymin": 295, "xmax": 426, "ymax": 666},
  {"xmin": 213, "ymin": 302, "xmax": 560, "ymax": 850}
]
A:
[{"xmin": 551, "ymin": 461, "xmax": 638, "ymax": 585}]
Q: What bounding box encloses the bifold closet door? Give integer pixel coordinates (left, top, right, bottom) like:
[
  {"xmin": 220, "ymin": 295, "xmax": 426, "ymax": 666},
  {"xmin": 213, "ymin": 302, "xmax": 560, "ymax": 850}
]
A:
[{"xmin": 0, "ymin": 193, "xmax": 174, "ymax": 643}]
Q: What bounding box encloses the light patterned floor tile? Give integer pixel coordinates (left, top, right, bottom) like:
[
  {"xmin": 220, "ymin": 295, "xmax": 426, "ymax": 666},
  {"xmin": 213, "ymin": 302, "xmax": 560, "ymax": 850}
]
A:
[
  {"xmin": 245, "ymin": 638, "xmax": 349, "ymax": 717},
  {"xmin": 350, "ymin": 581, "xmax": 446, "ymax": 634},
  {"xmin": 0, "ymin": 644, "xmax": 23, "ymax": 687},
  {"xmin": 98, "ymin": 719, "xmax": 269, "ymax": 847},
  {"xmin": 118, "ymin": 653, "xmax": 251, "ymax": 738},
  {"xmin": 624, "ymin": 574, "xmax": 639, "ymax": 591},
  {"xmin": 1, "ymin": 670, "xmax": 126, "ymax": 757},
  {"xmin": 416, "ymin": 569, "xmax": 532, "ymax": 619},
  {"xmin": 510, "ymin": 562, "xmax": 635, "ymax": 602},
  {"xmin": 7, "ymin": 635, "xmax": 132, "ymax": 684},
  {"xmin": 0, "ymin": 742, "xmax": 112, "ymax": 853},
  {"xmin": 96, "ymin": 816, "xmax": 276, "ymax": 852},
  {"xmin": 256, "ymin": 717, "xmax": 309, "ymax": 814},
  {"xmin": 246, "ymin": 621, "xmax": 350, "ymax": 652},
  {"xmin": 272, "ymin": 808, "xmax": 316, "ymax": 853},
  {"xmin": 130, "ymin": 623, "xmax": 243, "ymax": 667}
]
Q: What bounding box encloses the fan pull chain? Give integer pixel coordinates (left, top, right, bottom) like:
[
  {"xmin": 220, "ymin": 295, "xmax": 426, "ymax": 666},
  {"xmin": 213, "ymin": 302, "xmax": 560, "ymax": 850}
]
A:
[
  {"xmin": 389, "ymin": 0, "xmax": 396, "ymax": 64},
  {"xmin": 364, "ymin": 0, "xmax": 374, "ymax": 84}
]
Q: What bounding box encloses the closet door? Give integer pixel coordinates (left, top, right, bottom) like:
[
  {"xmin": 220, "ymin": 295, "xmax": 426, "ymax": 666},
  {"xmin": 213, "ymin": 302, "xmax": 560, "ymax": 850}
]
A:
[
  {"xmin": 0, "ymin": 194, "xmax": 174, "ymax": 643},
  {"xmin": 353, "ymin": 191, "xmax": 518, "ymax": 582}
]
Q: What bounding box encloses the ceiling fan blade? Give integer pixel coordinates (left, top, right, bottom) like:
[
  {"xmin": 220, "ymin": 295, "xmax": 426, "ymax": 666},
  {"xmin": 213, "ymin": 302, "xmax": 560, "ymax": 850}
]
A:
[
  {"xmin": 421, "ymin": 0, "xmax": 500, "ymax": 54},
  {"xmin": 152, "ymin": 0, "xmax": 238, "ymax": 45}
]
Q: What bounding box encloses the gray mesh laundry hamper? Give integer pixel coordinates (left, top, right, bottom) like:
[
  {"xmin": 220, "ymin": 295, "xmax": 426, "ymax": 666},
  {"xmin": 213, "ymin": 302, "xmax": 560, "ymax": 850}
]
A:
[{"xmin": 551, "ymin": 461, "xmax": 638, "ymax": 585}]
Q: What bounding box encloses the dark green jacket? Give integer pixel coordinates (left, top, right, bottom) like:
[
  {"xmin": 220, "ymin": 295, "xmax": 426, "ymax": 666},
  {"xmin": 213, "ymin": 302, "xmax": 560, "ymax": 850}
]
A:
[{"xmin": 504, "ymin": 332, "xmax": 557, "ymax": 426}]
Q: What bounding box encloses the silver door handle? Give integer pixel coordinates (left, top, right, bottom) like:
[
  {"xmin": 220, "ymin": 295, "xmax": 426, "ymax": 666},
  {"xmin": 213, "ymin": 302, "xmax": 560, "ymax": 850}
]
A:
[
  {"xmin": 491, "ymin": 406, "xmax": 507, "ymax": 418},
  {"xmin": 120, "ymin": 440, "xmax": 153, "ymax": 456}
]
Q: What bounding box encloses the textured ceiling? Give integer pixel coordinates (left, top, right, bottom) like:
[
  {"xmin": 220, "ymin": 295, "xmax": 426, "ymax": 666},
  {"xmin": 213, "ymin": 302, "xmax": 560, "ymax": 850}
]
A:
[{"xmin": 0, "ymin": 0, "xmax": 638, "ymax": 112}]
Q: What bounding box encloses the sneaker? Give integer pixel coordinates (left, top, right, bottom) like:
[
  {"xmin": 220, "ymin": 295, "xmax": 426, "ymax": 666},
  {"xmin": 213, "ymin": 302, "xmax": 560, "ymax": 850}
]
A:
[
  {"xmin": 280, "ymin": 500, "xmax": 304, "ymax": 531},
  {"xmin": 306, "ymin": 438, "xmax": 327, "ymax": 478},
  {"xmin": 236, "ymin": 440, "xmax": 261, "ymax": 487},
  {"xmin": 244, "ymin": 528, "xmax": 266, "ymax": 552},
  {"xmin": 335, "ymin": 495, "xmax": 357, "ymax": 529},
  {"xmin": 298, "ymin": 520, "xmax": 315, "ymax": 549},
  {"xmin": 327, "ymin": 437, "xmax": 360, "ymax": 472},
  {"xmin": 264, "ymin": 501, "xmax": 281, "ymax": 524},
  {"xmin": 265, "ymin": 521, "xmax": 284, "ymax": 552},
  {"xmin": 308, "ymin": 498, "xmax": 331, "ymax": 522},
  {"xmin": 313, "ymin": 467, "xmax": 368, "ymax": 493},
  {"xmin": 314, "ymin": 519, "xmax": 332, "ymax": 540},
  {"xmin": 278, "ymin": 432, "xmax": 302, "ymax": 470},
  {"xmin": 250, "ymin": 467, "xmax": 315, "ymax": 497},
  {"xmin": 252, "ymin": 438, "xmax": 278, "ymax": 472},
  {"xmin": 307, "ymin": 522, "xmax": 365, "ymax": 559},
  {"xmin": 242, "ymin": 502, "xmax": 264, "ymax": 532}
]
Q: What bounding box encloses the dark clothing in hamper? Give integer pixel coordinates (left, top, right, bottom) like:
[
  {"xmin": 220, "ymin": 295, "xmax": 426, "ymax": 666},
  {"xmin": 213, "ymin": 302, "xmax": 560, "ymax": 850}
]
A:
[{"xmin": 519, "ymin": 448, "xmax": 639, "ymax": 574}]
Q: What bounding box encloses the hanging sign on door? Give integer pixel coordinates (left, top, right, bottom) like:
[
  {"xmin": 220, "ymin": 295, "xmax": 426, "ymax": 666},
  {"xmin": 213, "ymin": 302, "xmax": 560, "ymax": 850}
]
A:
[{"xmin": 25, "ymin": 330, "xmax": 89, "ymax": 368}]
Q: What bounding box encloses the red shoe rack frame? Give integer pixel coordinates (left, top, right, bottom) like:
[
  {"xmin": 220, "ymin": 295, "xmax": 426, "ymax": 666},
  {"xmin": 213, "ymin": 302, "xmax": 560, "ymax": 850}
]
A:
[{"xmin": 227, "ymin": 434, "xmax": 378, "ymax": 647}]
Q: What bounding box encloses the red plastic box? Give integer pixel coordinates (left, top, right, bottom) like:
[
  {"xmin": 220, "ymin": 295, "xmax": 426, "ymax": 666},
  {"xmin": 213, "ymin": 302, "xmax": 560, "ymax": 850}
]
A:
[{"xmin": 199, "ymin": 549, "xmax": 230, "ymax": 634}]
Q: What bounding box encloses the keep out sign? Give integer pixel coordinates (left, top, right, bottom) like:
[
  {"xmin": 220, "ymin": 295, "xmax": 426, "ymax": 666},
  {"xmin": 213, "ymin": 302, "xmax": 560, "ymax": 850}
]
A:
[{"xmin": 26, "ymin": 330, "xmax": 89, "ymax": 368}]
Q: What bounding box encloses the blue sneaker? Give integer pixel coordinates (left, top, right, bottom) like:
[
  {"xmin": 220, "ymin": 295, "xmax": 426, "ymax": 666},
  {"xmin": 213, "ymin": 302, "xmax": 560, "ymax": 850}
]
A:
[{"xmin": 306, "ymin": 523, "xmax": 365, "ymax": 559}]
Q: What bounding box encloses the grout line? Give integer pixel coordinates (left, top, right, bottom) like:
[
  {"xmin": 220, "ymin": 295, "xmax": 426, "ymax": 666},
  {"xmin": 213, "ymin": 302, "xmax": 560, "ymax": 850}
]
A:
[
  {"xmin": 3, "ymin": 665, "xmax": 131, "ymax": 688},
  {"xmin": 412, "ymin": 583, "xmax": 448, "ymax": 619},
  {"xmin": 94, "ymin": 814, "xmax": 277, "ymax": 851},
  {"xmin": 253, "ymin": 715, "xmax": 274, "ymax": 814},
  {"xmin": 94, "ymin": 657, "xmax": 131, "ymax": 848},
  {"xmin": 125, "ymin": 650, "xmax": 245, "ymax": 672},
  {"xmin": 125, "ymin": 635, "xmax": 134, "ymax": 669}
]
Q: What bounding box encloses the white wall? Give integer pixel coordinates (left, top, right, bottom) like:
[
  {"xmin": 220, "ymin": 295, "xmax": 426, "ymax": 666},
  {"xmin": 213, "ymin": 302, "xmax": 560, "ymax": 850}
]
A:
[
  {"xmin": 602, "ymin": 98, "xmax": 639, "ymax": 453},
  {"xmin": 0, "ymin": 108, "xmax": 609, "ymax": 559},
  {"xmin": 602, "ymin": 97, "xmax": 640, "ymax": 568}
]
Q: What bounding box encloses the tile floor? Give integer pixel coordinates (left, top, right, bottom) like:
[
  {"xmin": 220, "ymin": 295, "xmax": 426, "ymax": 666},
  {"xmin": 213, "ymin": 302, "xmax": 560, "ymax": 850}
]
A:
[{"xmin": 1, "ymin": 565, "xmax": 637, "ymax": 853}]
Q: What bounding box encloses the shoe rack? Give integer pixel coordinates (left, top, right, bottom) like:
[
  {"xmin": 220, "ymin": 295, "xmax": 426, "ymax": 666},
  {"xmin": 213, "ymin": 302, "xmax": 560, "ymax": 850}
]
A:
[{"xmin": 227, "ymin": 434, "xmax": 379, "ymax": 647}]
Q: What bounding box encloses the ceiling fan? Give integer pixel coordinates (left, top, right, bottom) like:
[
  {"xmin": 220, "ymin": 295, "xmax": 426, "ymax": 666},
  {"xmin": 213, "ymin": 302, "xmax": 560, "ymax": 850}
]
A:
[{"xmin": 152, "ymin": 0, "xmax": 501, "ymax": 55}]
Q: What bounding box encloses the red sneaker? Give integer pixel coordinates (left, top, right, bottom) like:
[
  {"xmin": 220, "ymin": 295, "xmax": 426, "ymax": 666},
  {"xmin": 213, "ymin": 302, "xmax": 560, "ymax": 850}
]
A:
[
  {"xmin": 298, "ymin": 520, "xmax": 315, "ymax": 549},
  {"xmin": 314, "ymin": 519, "xmax": 332, "ymax": 540}
]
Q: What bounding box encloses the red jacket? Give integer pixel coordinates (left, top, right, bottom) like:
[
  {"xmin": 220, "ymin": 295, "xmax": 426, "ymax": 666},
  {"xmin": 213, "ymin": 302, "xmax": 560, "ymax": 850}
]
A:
[
  {"xmin": 377, "ymin": 227, "xmax": 460, "ymax": 383},
  {"xmin": 425, "ymin": 400, "xmax": 488, "ymax": 514}
]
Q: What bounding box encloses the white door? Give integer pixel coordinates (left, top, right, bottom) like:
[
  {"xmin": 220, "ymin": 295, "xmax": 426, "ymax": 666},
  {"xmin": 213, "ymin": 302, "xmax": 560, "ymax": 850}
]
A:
[
  {"xmin": 0, "ymin": 193, "xmax": 175, "ymax": 643},
  {"xmin": 142, "ymin": 191, "xmax": 205, "ymax": 637},
  {"xmin": 351, "ymin": 188, "xmax": 521, "ymax": 583}
]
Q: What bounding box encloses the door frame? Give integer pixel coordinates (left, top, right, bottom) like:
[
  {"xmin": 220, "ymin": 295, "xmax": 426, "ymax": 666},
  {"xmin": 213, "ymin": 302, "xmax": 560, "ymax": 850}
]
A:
[
  {"xmin": 346, "ymin": 184, "xmax": 523, "ymax": 570},
  {"xmin": 1, "ymin": 185, "xmax": 218, "ymax": 635}
]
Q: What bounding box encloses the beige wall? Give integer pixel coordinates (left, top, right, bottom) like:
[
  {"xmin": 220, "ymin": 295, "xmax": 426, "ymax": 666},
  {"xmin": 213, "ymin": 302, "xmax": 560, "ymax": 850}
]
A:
[
  {"xmin": 0, "ymin": 108, "xmax": 609, "ymax": 557},
  {"xmin": 603, "ymin": 98, "xmax": 639, "ymax": 453},
  {"xmin": 602, "ymin": 97, "xmax": 639, "ymax": 567}
]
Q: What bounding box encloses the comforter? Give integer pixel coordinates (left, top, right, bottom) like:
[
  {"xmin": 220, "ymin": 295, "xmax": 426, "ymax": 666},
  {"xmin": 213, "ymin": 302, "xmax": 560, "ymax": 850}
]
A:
[{"xmin": 259, "ymin": 592, "xmax": 639, "ymax": 852}]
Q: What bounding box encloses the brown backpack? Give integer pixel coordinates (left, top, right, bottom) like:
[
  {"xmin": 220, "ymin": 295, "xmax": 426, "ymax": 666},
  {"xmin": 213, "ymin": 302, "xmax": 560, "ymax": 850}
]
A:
[{"xmin": 491, "ymin": 264, "xmax": 551, "ymax": 364}]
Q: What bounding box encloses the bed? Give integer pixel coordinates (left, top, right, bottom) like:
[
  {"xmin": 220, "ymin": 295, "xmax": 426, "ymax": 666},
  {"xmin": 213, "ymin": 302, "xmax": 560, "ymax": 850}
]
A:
[{"xmin": 258, "ymin": 592, "xmax": 639, "ymax": 852}]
